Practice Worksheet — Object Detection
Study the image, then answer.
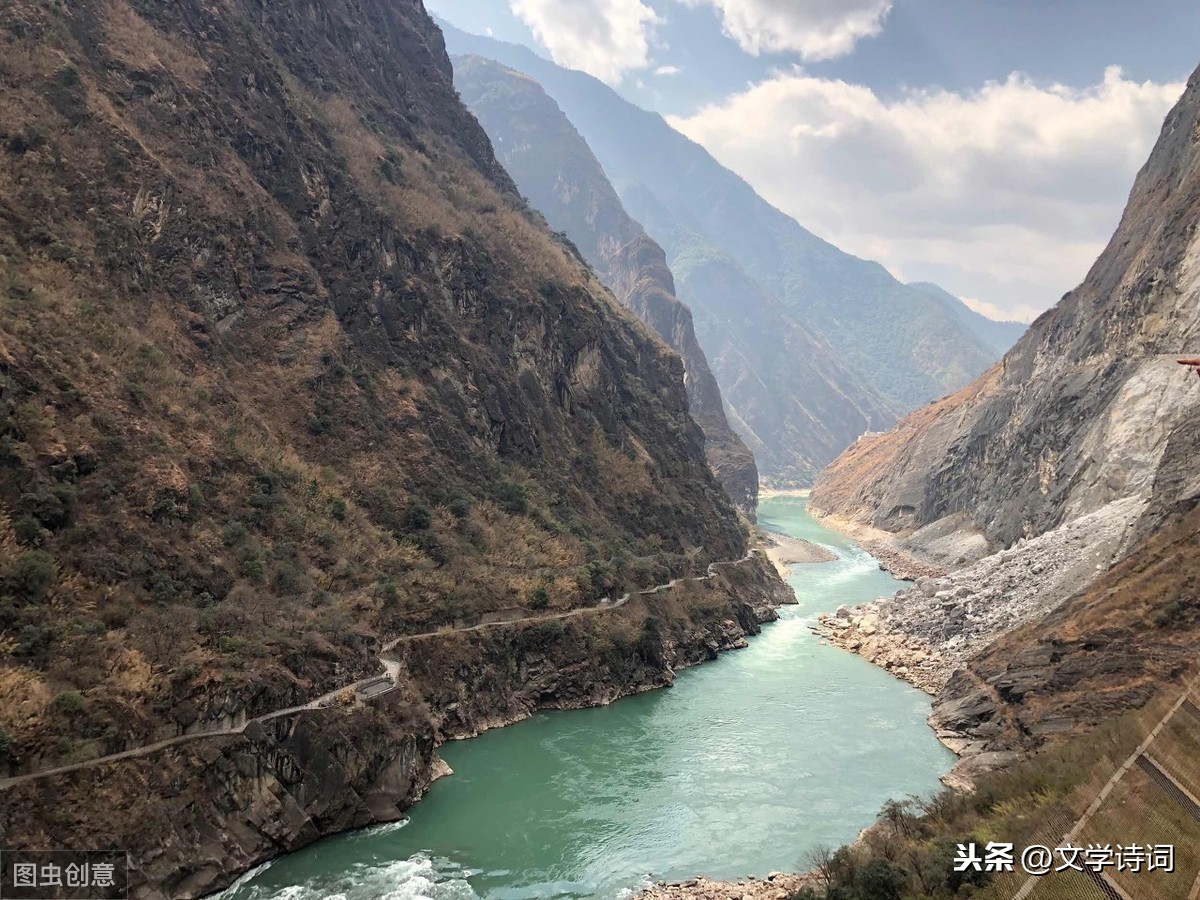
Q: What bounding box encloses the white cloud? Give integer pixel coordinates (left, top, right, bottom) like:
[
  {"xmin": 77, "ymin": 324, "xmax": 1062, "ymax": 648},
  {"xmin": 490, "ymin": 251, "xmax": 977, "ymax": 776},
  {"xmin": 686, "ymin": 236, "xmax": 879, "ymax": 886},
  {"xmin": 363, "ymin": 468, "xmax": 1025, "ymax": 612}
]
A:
[
  {"xmin": 669, "ymin": 66, "xmax": 1185, "ymax": 319},
  {"xmin": 655, "ymin": 64, "xmax": 683, "ymax": 76},
  {"xmin": 959, "ymin": 296, "xmax": 1031, "ymax": 324},
  {"xmin": 679, "ymin": 0, "xmax": 890, "ymax": 60},
  {"xmin": 509, "ymin": 0, "xmax": 659, "ymax": 84}
]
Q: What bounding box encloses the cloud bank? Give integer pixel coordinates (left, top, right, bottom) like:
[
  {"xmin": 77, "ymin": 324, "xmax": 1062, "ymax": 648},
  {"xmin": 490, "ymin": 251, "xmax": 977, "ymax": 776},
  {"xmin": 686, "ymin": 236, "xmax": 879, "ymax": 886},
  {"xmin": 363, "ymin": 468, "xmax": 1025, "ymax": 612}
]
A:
[
  {"xmin": 670, "ymin": 66, "xmax": 1184, "ymax": 320},
  {"xmin": 678, "ymin": 0, "xmax": 891, "ymax": 60},
  {"xmin": 509, "ymin": 0, "xmax": 660, "ymax": 84}
]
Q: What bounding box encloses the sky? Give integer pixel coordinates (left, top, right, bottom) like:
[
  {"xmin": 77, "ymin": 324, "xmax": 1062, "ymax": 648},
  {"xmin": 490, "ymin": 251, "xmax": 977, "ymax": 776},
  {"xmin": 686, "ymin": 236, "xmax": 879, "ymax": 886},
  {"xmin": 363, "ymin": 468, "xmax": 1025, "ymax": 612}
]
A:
[{"xmin": 428, "ymin": 0, "xmax": 1200, "ymax": 322}]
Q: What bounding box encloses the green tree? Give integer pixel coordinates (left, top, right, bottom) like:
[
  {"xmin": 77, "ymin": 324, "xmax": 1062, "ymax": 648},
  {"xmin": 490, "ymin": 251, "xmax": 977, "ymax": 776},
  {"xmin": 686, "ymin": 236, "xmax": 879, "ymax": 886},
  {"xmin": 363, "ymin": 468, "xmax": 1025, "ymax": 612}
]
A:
[
  {"xmin": 530, "ymin": 587, "xmax": 551, "ymax": 610},
  {"xmin": 9, "ymin": 550, "xmax": 57, "ymax": 600},
  {"xmin": 53, "ymin": 691, "xmax": 85, "ymax": 715}
]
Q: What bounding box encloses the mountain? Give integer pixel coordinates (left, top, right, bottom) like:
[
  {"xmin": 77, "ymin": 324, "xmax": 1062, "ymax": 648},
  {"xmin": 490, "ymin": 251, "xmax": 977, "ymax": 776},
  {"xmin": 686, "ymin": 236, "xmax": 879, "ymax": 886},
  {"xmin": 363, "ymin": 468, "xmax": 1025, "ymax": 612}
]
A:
[
  {"xmin": 906, "ymin": 281, "xmax": 1027, "ymax": 357},
  {"xmin": 811, "ymin": 62, "xmax": 1200, "ymax": 778},
  {"xmin": 438, "ymin": 22, "xmax": 1004, "ymax": 484},
  {"xmin": 618, "ymin": 185, "xmax": 896, "ymax": 486},
  {"xmin": 0, "ymin": 1, "xmax": 792, "ymax": 895},
  {"xmin": 453, "ymin": 55, "xmax": 759, "ymax": 514}
]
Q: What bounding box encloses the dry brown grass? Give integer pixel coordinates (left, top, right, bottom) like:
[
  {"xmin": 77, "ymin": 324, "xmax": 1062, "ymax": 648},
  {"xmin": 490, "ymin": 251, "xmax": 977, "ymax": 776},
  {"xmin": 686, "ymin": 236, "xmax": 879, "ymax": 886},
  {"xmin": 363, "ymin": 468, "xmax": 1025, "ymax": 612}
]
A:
[
  {"xmin": 0, "ymin": 0, "xmax": 738, "ymax": 781},
  {"xmin": 100, "ymin": 0, "xmax": 211, "ymax": 86}
]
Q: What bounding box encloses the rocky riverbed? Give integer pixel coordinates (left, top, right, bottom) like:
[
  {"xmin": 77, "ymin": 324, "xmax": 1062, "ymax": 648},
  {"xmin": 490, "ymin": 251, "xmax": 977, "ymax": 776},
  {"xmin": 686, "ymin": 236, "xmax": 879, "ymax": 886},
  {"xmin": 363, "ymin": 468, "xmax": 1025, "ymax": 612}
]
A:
[
  {"xmin": 639, "ymin": 873, "xmax": 819, "ymax": 899},
  {"xmin": 815, "ymin": 498, "xmax": 1145, "ymax": 695},
  {"xmin": 813, "ymin": 498, "xmax": 1147, "ymax": 785}
]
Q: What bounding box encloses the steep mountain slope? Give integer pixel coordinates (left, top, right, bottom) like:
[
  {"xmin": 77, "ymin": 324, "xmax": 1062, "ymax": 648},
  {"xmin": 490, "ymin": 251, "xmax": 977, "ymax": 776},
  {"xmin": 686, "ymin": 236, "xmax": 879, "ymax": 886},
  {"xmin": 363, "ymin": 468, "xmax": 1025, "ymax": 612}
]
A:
[
  {"xmin": 438, "ymin": 25, "xmax": 1003, "ymax": 454},
  {"xmin": 0, "ymin": 1, "xmax": 793, "ymax": 894},
  {"xmin": 453, "ymin": 55, "xmax": 758, "ymax": 513},
  {"xmin": 811, "ymin": 62, "xmax": 1200, "ymax": 779},
  {"xmin": 620, "ymin": 186, "xmax": 896, "ymax": 485},
  {"xmin": 931, "ymin": 499, "xmax": 1199, "ymax": 757},
  {"xmin": 439, "ymin": 32, "xmax": 893, "ymax": 486}
]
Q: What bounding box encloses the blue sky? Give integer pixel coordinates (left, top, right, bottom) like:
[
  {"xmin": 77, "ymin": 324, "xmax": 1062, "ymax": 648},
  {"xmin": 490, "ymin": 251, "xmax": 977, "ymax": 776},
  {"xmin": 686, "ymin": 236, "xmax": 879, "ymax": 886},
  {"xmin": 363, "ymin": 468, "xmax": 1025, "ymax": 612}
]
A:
[{"xmin": 429, "ymin": 0, "xmax": 1200, "ymax": 320}]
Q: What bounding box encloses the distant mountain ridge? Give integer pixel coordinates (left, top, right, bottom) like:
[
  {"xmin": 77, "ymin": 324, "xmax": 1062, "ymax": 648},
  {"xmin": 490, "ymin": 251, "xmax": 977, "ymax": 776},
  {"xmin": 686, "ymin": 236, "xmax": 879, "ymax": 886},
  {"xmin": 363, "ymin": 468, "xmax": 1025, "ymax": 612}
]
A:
[
  {"xmin": 439, "ymin": 21, "xmax": 1014, "ymax": 484},
  {"xmin": 906, "ymin": 282, "xmax": 1027, "ymax": 358},
  {"xmin": 453, "ymin": 55, "xmax": 759, "ymax": 513}
]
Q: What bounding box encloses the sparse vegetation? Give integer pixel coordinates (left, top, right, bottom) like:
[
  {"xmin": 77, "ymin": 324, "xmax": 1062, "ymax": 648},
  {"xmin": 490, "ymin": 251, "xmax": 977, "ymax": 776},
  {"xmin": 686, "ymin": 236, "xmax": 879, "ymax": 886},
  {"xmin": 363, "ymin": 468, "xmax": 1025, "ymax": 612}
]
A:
[
  {"xmin": 0, "ymin": 0, "xmax": 743, "ymax": 785},
  {"xmin": 52, "ymin": 691, "xmax": 85, "ymax": 715},
  {"xmin": 784, "ymin": 681, "xmax": 1200, "ymax": 899},
  {"xmin": 8, "ymin": 550, "xmax": 57, "ymax": 601}
]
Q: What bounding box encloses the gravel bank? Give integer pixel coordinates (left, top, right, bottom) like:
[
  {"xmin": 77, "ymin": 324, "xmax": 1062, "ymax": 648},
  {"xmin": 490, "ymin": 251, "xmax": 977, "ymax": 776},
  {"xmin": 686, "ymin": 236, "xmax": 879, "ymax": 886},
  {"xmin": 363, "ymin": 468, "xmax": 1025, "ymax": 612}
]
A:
[
  {"xmin": 760, "ymin": 530, "xmax": 836, "ymax": 576},
  {"xmin": 639, "ymin": 873, "xmax": 819, "ymax": 899},
  {"xmin": 814, "ymin": 498, "xmax": 1146, "ymax": 695}
]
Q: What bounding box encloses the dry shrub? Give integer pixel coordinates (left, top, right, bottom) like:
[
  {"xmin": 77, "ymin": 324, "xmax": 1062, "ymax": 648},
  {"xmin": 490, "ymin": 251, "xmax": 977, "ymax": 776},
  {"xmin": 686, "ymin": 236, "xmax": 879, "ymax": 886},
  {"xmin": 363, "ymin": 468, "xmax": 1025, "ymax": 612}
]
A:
[
  {"xmin": 101, "ymin": 0, "xmax": 210, "ymax": 86},
  {"xmin": 0, "ymin": 668, "xmax": 53, "ymax": 729}
]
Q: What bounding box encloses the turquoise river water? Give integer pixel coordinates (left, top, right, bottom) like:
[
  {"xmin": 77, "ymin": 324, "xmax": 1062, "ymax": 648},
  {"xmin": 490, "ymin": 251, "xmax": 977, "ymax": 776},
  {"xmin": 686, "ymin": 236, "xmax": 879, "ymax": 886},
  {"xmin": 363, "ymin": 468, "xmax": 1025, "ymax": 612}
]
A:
[{"xmin": 219, "ymin": 496, "xmax": 953, "ymax": 900}]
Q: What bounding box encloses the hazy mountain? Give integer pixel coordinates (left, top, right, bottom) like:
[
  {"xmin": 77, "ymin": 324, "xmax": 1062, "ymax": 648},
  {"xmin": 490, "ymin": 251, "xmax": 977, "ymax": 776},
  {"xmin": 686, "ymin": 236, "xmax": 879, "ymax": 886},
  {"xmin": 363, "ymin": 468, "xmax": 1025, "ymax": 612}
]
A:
[
  {"xmin": 906, "ymin": 281, "xmax": 1027, "ymax": 357},
  {"xmin": 439, "ymin": 22, "xmax": 1003, "ymax": 431},
  {"xmin": 439, "ymin": 21, "xmax": 1003, "ymax": 487},
  {"xmin": 453, "ymin": 55, "xmax": 759, "ymax": 513},
  {"xmin": 620, "ymin": 185, "xmax": 897, "ymax": 484}
]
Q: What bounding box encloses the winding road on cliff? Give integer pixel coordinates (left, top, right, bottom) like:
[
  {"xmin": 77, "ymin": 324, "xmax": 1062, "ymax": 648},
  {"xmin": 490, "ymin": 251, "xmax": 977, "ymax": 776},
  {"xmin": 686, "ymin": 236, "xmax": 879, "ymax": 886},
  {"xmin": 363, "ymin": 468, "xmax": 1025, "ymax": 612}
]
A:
[{"xmin": 0, "ymin": 552, "xmax": 760, "ymax": 791}]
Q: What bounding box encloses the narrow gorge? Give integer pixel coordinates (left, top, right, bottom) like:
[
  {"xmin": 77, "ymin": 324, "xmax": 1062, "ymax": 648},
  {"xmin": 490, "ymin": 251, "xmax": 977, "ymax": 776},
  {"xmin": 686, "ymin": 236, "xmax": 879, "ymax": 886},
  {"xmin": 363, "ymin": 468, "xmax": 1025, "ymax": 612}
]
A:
[
  {"xmin": 810, "ymin": 61, "xmax": 1200, "ymax": 787},
  {"xmin": 1, "ymin": 1, "xmax": 1197, "ymax": 899}
]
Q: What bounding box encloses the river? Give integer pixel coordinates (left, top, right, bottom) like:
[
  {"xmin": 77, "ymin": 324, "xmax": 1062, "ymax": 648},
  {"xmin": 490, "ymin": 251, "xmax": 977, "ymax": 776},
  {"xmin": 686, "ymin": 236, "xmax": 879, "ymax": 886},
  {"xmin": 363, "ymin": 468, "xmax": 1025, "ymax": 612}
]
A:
[{"xmin": 218, "ymin": 496, "xmax": 953, "ymax": 900}]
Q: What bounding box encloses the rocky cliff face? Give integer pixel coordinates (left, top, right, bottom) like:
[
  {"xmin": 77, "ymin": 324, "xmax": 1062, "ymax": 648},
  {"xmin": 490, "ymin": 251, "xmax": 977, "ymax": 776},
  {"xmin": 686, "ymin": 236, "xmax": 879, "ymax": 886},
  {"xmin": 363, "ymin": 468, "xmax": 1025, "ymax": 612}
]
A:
[
  {"xmin": 0, "ymin": 0, "xmax": 791, "ymax": 892},
  {"xmin": 1, "ymin": 554, "xmax": 791, "ymax": 900},
  {"xmin": 453, "ymin": 56, "xmax": 759, "ymax": 515},
  {"xmin": 811, "ymin": 63, "xmax": 1200, "ymax": 779}
]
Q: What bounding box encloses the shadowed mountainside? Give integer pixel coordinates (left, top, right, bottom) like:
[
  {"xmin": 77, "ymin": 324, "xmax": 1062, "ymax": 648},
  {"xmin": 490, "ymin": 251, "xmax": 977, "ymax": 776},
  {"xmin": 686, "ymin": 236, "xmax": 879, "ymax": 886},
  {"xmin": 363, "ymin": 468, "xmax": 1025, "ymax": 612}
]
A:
[{"xmin": 453, "ymin": 55, "xmax": 759, "ymax": 514}]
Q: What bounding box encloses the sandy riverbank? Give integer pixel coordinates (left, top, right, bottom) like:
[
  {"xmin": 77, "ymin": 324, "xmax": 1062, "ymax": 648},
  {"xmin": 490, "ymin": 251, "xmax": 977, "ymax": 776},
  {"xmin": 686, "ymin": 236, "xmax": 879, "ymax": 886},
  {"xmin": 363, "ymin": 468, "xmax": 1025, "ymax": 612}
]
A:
[
  {"xmin": 758, "ymin": 487, "xmax": 812, "ymax": 501},
  {"xmin": 758, "ymin": 530, "xmax": 836, "ymax": 576},
  {"xmin": 804, "ymin": 509, "xmax": 947, "ymax": 580}
]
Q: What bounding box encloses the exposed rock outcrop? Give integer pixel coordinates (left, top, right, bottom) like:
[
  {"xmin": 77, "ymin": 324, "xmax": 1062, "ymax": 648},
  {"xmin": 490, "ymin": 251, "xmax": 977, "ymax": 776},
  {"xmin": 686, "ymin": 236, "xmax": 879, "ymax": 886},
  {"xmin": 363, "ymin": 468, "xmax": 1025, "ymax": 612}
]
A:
[
  {"xmin": 812, "ymin": 65, "xmax": 1200, "ymax": 547},
  {"xmin": 0, "ymin": 556, "xmax": 793, "ymax": 900},
  {"xmin": 639, "ymin": 873, "xmax": 819, "ymax": 900}
]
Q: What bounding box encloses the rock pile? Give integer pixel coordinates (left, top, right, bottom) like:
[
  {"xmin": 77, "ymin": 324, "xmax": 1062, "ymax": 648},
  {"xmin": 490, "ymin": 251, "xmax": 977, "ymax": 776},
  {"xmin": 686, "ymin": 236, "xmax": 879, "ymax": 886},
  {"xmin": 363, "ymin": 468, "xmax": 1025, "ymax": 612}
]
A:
[
  {"xmin": 639, "ymin": 873, "xmax": 819, "ymax": 899},
  {"xmin": 815, "ymin": 498, "xmax": 1145, "ymax": 695}
]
